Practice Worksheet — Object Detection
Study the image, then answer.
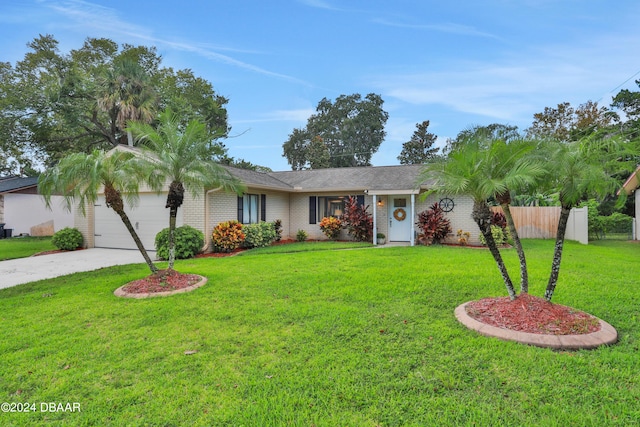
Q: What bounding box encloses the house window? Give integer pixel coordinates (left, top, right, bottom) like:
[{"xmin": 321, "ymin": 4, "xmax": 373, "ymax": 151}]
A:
[
  {"xmin": 309, "ymin": 195, "xmax": 364, "ymax": 224},
  {"xmin": 319, "ymin": 196, "xmax": 345, "ymax": 219},
  {"xmin": 238, "ymin": 194, "xmax": 266, "ymax": 224}
]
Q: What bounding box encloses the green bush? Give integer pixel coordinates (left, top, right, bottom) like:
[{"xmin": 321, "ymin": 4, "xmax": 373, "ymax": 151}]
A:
[
  {"xmin": 155, "ymin": 225, "xmax": 204, "ymax": 260},
  {"xmin": 51, "ymin": 227, "xmax": 83, "ymax": 251},
  {"xmin": 479, "ymin": 225, "xmax": 510, "ymax": 246},
  {"xmin": 296, "ymin": 229, "xmax": 308, "ymax": 242},
  {"xmin": 243, "ymin": 222, "xmax": 277, "ymax": 248},
  {"xmin": 212, "ymin": 220, "xmax": 245, "ymax": 253}
]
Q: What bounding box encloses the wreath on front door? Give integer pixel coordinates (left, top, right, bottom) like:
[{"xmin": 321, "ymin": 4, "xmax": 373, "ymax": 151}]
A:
[{"xmin": 393, "ymin": 208, "xmax": 407, "ymax": 221}]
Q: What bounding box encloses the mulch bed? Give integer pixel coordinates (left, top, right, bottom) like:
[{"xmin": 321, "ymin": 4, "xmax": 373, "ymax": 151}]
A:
[
  {"xmin": 121, "ymin": 269, "xmax": 202, "ymax": 294},
  {"xmin": 465, "ymin": 293, "xmax": 601, "ymax": 335}
]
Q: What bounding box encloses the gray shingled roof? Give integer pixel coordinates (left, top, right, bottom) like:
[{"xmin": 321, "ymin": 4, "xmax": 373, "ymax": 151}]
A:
[
  {"xmin": 224, "ymin": 164, "xmax": 431, "ymax": 192},
  {"xmin": 268, "ymin": 164, "xmax": 430, "ymax": 192},
  {"xmin": 0, "ymin": 176, "xmax": 39, "ymax": 193}
]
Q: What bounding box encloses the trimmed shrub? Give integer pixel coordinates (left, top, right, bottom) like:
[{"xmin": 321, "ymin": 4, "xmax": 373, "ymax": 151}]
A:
[
  {"xmin": 243, "ymin": 222, "xmax": 277, "ymax": 248},
  {"xmin": 155, "ymin": 225, "xmax": 204, "ymax": 260},
  {"xmin": 319, "ymin": 216, "xmax": 342, "ymax": 240},
  {"xmin": 296, "ymin": 229, "xmax": 308, "ymax": 242},
  {"xmin": 342, "ymin": 196, "xmax": 373, "ymax": 242},
  {"xmin": 417, "ymin": 203, "xmax": 452, "ymax": 245},
  {"xmin": 212, "ymin": 220, "xmax": 245, "ymax": 253},
  {"xmin": 52, "ymin": 227, "xmax": 83, "ymax": 251},
  {"xmin": 491, "ymin": 211, "xmax": 507, "ymax": 229}
]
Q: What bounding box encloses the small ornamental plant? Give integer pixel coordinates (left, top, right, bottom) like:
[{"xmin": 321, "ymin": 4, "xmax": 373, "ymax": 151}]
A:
[
  {"xmin": 342, "ymin": 196, "xmax": 373, "ymax": 242},
  {"xmin": 456, "ymin": 229, "xmax": 471, "ymax": 246},
  {"xmin": 212, "ymin": 220, "xmax": 245, "ymax": 253},
  {"xmin": 319, "ymin": 216, "xmax": 342, "ymax": 240},
  {"xmin": 417, "ymin": 203, "xmax": 452, "ymax": 245},
  {"xmin": 296, "ymin": 229, "xmax": 308, "ymax": 242}
]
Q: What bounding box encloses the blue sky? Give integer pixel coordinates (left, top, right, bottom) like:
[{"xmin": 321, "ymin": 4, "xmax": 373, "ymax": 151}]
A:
[{"xmin": 2, "ymin": 0, "xmax": 640, "ymax": 171}]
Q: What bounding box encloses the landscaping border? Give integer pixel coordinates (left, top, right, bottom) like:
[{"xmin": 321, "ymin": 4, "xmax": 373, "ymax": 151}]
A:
[
  {"xmin": 455, "ymin": 301, "xmax": 618, "ymax": 350},
  {"xmin": 114, "ymin": 275, "xmax": 208, "ymax": 299}
]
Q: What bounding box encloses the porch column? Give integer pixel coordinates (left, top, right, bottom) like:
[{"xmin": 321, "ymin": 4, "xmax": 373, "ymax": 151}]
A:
[
  {"xmin": 372, "ymin": 194, "xmax": 377, "ymax": 245},
  {"xmin": 410, "ymin": 193, "xmax": 415, "ymax": 246}
]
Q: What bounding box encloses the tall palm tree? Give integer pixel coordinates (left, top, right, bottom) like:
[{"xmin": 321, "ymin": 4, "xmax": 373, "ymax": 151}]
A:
[
  {"xmin": 96, "ymin": 58, "xmax": 157, "ymax": 146},
  {"xmin": 421, "ymin": 139, "xmax": 517, "ymax": 300},
  {"xmin": 38, "ymin": 149, "xmax": 159, "ymax": 274},
  {"xmin": 542, "ymin": 138, "xmax": 626, "ymax": 301},
  {"xmin": 128, "ymin": 108, "xmax": 244, "ymax": 270},
  {"xmin": 483, "ymin": 138, "xmax": 546, "ymax": 294}
]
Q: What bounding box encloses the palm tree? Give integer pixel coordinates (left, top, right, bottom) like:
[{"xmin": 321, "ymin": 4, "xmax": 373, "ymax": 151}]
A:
[
  {"xmin": 542, "ymin": 138, "xmax": 627, "ymax": 301},
  {"xmin": 483, "ymin": 138, "xmax": 546, "ymax": 294},
  {"xmin": 128, "ymin": 108, "xmax": 244, "ymax": 270},
  {"xmin": 96, "ymin": 58, "xmax": 157, "ymax": 146},
  {"xmin": 421, "ymin": 139, "xmax": 517, "ymax": 300},
  {"xmin": 38, "ymin": 149, "xmax": 159, "ymax": 274}
]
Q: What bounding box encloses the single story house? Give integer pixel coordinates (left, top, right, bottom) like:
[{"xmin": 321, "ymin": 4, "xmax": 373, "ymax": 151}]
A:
[
  {"xmin": 0, "ymin": 176, "xmax": 73, "ymax": 237},
  {"xmin": 620, "ymin": 165, "xmax": 640, "ymax": 240},
  {"xmin": 74, "ymin": 146, "xmax": 479, "ymax": 250}
]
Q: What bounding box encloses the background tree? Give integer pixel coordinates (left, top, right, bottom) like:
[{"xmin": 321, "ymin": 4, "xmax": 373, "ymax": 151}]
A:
[
  {"xmin": 0, "ymin": 35, "xmax": 230, "ymax": 174},
  {"xmin": 526, "ymin": 101, "xmax": 615, "ymax": 141},
  {"xmin": 129, "ymin": 109, "xmax": 244, "ymax": 270},
  {"xmin": 397, "ymin": 120, "xmax": 439, "ymax": 164},
  {"xmin": 38, "ymin": 150, "xmax": 159, "ymax": 274},
  {"xmin": 442, "ymin": 123, "xmax": 520, "ymax": 157},
  {"xmin": 282, "ymin": 93, "xmax": 388, "ymax": 170}
]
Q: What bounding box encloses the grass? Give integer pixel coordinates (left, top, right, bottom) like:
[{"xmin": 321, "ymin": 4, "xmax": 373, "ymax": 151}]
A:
[
  {"xmin": 0, "ymin": 236, "xmax": 56, "ymax": 260},
  {"xmin": 0, "ymin": 240, "xmax": 639, "ymax": 426}
]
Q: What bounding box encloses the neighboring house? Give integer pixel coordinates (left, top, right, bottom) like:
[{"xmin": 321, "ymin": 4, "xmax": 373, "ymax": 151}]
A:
[
  {"xmin": 74, "ymin": 146, "xmax": 478, "ymax": 250},
  {"xmin": 0, "ymin": 176, "xmax": 74, "ymax": 237},
  {"xmin": 620, "ymin": 165, "xmax": 640, "ymax": 240}
]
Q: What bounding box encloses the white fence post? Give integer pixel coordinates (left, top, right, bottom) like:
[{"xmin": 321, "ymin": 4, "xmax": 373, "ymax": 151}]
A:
[{"xmin": 566, "ymin": 207, "xmax": 589, "ymax": 245}]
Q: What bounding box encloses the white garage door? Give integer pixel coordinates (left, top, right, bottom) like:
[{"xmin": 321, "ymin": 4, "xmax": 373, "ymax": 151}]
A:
[{"xmin": 94, "ymin": 193, "xmax": 182, "ymax": 250}]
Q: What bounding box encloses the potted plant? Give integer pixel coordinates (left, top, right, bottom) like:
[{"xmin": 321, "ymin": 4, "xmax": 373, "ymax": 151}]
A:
[{"xmin": 377, "ymin": 232, "xmax": 386, "ymax": 245}]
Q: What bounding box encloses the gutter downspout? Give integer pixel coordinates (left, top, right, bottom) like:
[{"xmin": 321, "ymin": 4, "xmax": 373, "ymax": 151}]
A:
[{"xmin": 201, "ymin": 187, "xmax": 223, "ymax": 253}]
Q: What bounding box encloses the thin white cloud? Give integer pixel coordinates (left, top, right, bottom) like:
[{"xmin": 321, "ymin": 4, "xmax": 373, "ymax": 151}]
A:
[
  {"xmin": 38, "ymin": 0, "xmax": 309, "ymax": 84},
  {"xmin": 373, "ymin": 18, "xmax": 501, "ymax": 40},
  {"xmin": 296, "ymin": 0, "xmax": 336, "ymax": 10}
]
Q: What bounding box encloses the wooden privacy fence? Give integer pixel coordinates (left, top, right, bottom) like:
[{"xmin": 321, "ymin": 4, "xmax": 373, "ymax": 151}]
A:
[{"xmin": 491, "ymin": 206, "xmax": 588, "ymax": 244}]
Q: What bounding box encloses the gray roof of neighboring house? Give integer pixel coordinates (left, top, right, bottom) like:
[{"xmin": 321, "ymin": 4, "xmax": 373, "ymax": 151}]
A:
[
  {"xmin": 223, "ymin": 164, "xmax": 431, "ymax": 193},
  {"xmin": 0, "ymin": 176, "xmax": 39, "ymax": 193}
]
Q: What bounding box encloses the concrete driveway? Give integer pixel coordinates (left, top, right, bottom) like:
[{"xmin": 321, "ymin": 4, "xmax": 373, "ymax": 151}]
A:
[{"xmin": 0, "ymin": 248, "xmax": 158, "ymax": 290}]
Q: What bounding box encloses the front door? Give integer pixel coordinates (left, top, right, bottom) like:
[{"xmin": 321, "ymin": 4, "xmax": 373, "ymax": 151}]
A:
[{"xmin": 388, "ymin": 196, "xmax": 411, "ymax": 241}]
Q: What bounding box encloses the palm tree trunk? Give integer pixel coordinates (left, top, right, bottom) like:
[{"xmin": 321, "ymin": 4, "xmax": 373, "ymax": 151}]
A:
[
  {"xmin": 502, "ymin": 203, "xmax": 529, "ymax": 294},
  {"xmin": 168, "ymin": 207, "xmax": 177, "ymax": 270},
  {"xmin": 473, "ymin": 200, "xmax": 516, "ymax": 300},
  {"xmin": 544, "ymin": 205, "xmax": 572, "ymax": 302},
  {"xmin": 104, "ymin": 185, "xmax": 158, "ymax": 274},
  {"xmin": 165, "ymin": 181, "xmax": 185, "ymax": 271}
]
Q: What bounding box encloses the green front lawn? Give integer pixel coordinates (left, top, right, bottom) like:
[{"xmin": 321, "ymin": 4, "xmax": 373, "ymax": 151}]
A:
[
  {"xmin": 0, "ymin": 240, "xmax": 638, "ymax": 426},
  {"xmin": 0, "ymin": 236, "xmax": 56, "ymax": 261}
]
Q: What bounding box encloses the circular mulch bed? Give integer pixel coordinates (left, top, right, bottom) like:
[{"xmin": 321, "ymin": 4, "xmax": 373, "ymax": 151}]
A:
[
  {"xmin": 455, "ymin": 294, "xmax": 618, "ymax": 350},
  {"xmin": 114, "ymin": 269, "xmax": 207, "ymax": 299}
]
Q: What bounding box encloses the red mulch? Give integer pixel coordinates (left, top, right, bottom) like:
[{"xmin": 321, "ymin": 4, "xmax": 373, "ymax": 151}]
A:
[
  {"xmin": 465, "ymin": 293, "xmax": 601, "ymax": 335},
  {"xmin": 121, "ymin": 269, "xmax": 202, "ymax": 294}
]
